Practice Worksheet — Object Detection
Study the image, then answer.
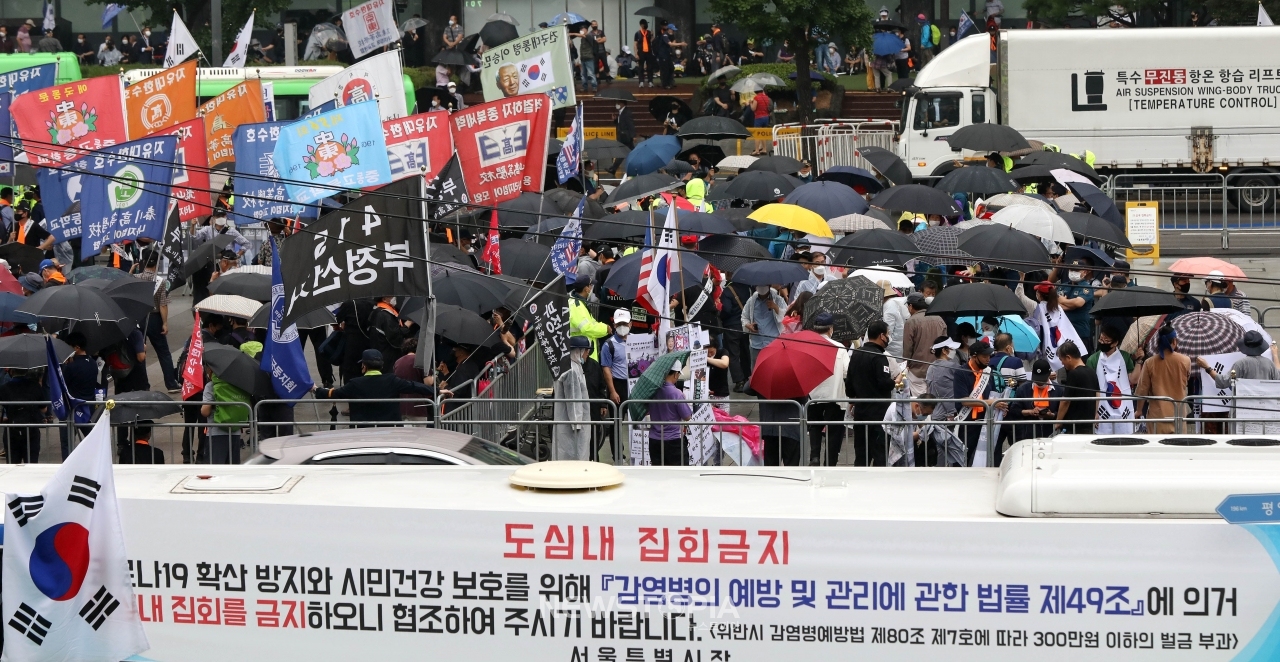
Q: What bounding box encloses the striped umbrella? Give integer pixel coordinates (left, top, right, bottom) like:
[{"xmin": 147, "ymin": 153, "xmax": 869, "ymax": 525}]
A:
[
  {"xmin": 912, "ymin": 225, "xmax": 973, "ymax": 266},
  {"xmin": 1144, "ymin": 311, "xmax": 1245, "ymax": 357},
  {"xmin": 828, "ymin": 213, "xmax": 892, "ymax": 234}
]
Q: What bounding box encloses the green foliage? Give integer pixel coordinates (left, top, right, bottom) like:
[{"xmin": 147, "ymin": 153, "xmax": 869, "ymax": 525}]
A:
[
  {"xmin": 707, "ymin": 0, "xmax": 873, "ymax": 121},
  {"xmin": 702, "ymin": 63, "xmax": 838, "ymax": 91},
  {"xmin": 83, "ymin": 0, "xmax": 292, "ymax": 57}
]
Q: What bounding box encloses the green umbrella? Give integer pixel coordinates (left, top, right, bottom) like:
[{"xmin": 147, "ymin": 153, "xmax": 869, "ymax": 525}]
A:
[{"xmin": 627, "ymin": 350, "xmax": 690, "ymax": 421}]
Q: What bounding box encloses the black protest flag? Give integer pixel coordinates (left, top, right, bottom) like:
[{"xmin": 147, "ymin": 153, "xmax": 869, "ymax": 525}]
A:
[
  {"xmin": 527, "ymin": 277, "xmax": 571, "ymax": 380},
  {"xmin": 425, "ymin": 154, "xmax": 471, "ymax": 221},
  {"xmin": 280, "ymin": 178, "xmax": 429, "ymax": 326},
  {"xmin": 161, "ymin": 205, "xmax": 185, "ymax": 290}
]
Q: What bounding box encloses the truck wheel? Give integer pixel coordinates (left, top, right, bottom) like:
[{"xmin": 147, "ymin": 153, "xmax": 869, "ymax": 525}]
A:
[{"xmin": 1228, "ymin": 171, "xmax": 1277, "ymax": 213}]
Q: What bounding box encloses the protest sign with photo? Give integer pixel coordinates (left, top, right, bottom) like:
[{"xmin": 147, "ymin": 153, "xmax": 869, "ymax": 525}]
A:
[
  {"xmin": 479, "ymin": 26, "xmax": 575, "ymax": 110},
  {"xmin": 449, "ymin": 96, "xmax": 550, "ymax": 206}
]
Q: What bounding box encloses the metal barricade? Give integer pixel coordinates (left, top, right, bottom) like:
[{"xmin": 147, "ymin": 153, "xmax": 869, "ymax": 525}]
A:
[
  {"xmin": 1224, "ymin": 172, "xmax": 1280, "ymax": 230},
  {"xmin": 770, "ymin": 123, "xmax": 821, "ymax": 165},
  {"xmin": 1107, "ymin": 172, "xmax": 1226, "ymax": 231},
  {"xmin": 814, "ymin": 121, "xmax": 898, "ymax": 176},
  {"xmin": 441, "ymin": 343, "xmax": 554, "ymax": 443},
  {"xmin": 434, "ymin": 397, "xmax": 616, "ymax": 463},
  {"xmin": 619, "ymin": 399, "xmax": 808, "ymax": 467},
  {"xmin": 254, "ymin": 397, "xmax": 441, "ymax": 439}
]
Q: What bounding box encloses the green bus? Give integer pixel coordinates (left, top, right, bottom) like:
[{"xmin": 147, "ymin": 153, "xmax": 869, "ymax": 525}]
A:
[{"xmin": 0, "ymin": 52, "xmax": 83, "ymax": 85}]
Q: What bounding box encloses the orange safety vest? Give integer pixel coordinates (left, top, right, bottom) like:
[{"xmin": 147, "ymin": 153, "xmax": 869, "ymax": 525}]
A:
[
  {"xmin": 375, "ymin": 300, "xmax": 399, "ymax": 317},
  {"xmin": 1032, "ymin": 384, "xmax": 1051, "ymax": 409},
  {"xmin": 969, "ymin": 362, "xmax": 985, "ymax": 419}
]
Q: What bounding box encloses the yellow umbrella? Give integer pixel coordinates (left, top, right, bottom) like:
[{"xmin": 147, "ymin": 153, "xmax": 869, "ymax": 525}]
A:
[{"xmin": 747, "ymin": 203, "xmax": 834, "ymax": 238}]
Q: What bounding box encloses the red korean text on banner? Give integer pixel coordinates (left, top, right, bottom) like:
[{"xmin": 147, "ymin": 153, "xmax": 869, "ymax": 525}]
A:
[
  {"xmin": 381, "ymin": 111, "xmax": 454, "ymax": 185},
  {"xmin": 197, "ymin": 79, "xmax": 266, "ymax": 167},
  {"xmin": 12, "ymin": 75, "xmax": 128, "ymax": 166},
  {"xmin": 181, "ymin": 311, "xmax": 205, "ymax": 400},
  {"xmin": 449, "ymin": 95, "xmax": 550, "ymax": 206},
  {"xmin": 481, "ymin": 209, "xmax": 502, "ymax": 274},
  {"xmin": 153, "ymin": 118, "xmax": 212, "ymax": 222}
]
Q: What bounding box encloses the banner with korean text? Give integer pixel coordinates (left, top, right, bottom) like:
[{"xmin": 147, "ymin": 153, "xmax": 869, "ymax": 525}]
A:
[
  {"xmin": 197, "ymin": 79, "xmax": 266, "ymax": 168},
  {"xmin": 76, "ymin": 135, "xmax": 177, "ymax": 260},
  {"xmin": 307, "ymin": 51, "xmax": 407, "ymax": 122},
  {"xmin": 342, "ymin": 0, "xmax": 398, "ymax": 59},
  {"xmin": 233, "ymin": 121, "xmax": 296, "ymax": 224},
  {"xmin": 125, "ymin": 60, "xmax": 197, "ymax": 139},
  {"xmin": 480, "ymin": 25, "xmax": 575, "ymax": 110},
  {"xmin": 0, "ymin": 63, "xmax": 56, "ymax": 174},
  {"xmin": 450, "ymin": 96, "xmax": 550, "ymax": 206},
  {"xmin": 275, "ymin": 100, "xmax": 391, "ymax": 205},
  {"xmin": 279, "ymin": 177, "xmax": 427, "ymax": 325},
  {"xmin": 383, "ymin": 112, "xmax": 453, "ymax": 184},
  {"xmin": 154, "ymin": 118, "xmax": 213, "ymax": 222},
  {"xmin": 12, "ymin": 75, "xmax": 128, "ymax": 165}
]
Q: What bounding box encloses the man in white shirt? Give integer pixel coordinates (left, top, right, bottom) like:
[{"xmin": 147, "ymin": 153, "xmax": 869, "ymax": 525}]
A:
[
  {"xmin": 985, "ymin": 0, "xmax": 1005, "ymax": 24},
  {"xmin": 806, "ymin": 312, "xmax": 850, "ymax": 466},
  {"xmin": 880, "ymin": 279, "xmax": 909, "ymax": 359}
]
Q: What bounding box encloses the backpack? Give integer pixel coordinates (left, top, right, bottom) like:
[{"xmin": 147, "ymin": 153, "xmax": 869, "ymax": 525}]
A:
[
  {"xmin": 210, "ymin": 374, "xmax": 251, "ymax": 426},
  {"xmin": 931, "ymin": 25, "xmax": 941, "ymax": 47},
  {"xmin": 102, "ymin": 341, "xmax": 137, "ymax": 381}
]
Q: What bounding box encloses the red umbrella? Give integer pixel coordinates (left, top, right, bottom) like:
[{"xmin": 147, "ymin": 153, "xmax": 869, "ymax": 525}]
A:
[
  {"xmin": 0, "ymin": 268, "xmax": 20, "ymax": 295},
  {"xmin": 749, "ymin": 331, "xmax": 838, "ymax": 399}
]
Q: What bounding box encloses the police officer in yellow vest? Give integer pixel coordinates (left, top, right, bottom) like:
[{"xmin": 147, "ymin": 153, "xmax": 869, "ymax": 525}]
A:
[
  {"xmin": 569, "ymin": 276, "xmax": 609, "ymax": 360},
  {"xmin": 986, "ymin": 151, "xmax": 1013, "ymax": 172}
]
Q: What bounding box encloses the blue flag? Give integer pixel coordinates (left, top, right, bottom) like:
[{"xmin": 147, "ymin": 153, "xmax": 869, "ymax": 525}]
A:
[
  {"xmin": 233, "ymin": 121, "xmax": 299, "ymax": 225},
  {"xmin": 957, "ymin": 11, "xmax": 977, "ymax": 39},
  {"xmin": 262, "ymin": 236, "xmax": 315, "ymax": 400},
  {"xmin": 556, "ymin": 104, "xmax": 583, "ymax": 184},
  {"xmin": 300, "ymin": 99, "xmax": 338, "ymax": 120},
  {"xmin": 37, "ymin": 164, "xmax": 84, "ymax": 242},
  {"xmin": 0, "ymin": 63, "xmax": 57, "ymax": 175},
  {"xmin": 551, "ymin": 198, "xmax": 585, "ymax": 277},
  {"xmin": 274, "ymin": 100, "xmax": 392, "ymax": 205},
  {"xmin": 76, "ymin": 135, "xmax": 178, "ymax": 260},
  {"xmin": 101, "ymin": 3, "xmax": 125, "ymax": 28},
  {"xmin": 45, "ymin": 336, "xmax": 69, "ymax": 421}
]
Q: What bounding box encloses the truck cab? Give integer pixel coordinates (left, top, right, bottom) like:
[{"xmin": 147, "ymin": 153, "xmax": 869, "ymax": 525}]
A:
[{"xmin": 896, "ymin": 35, "xmax": 995, "ymax": 177}]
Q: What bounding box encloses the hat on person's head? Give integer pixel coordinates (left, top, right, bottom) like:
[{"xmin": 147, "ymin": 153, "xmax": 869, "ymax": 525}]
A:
[
  {"xmin": 917, "ymin": 12, "xmax": 927, "ymax": 20},
  {"xmin": 38, "ymin": 259, "xmax": 56, "ymax": 272},
  {"xmin": 360, "ymin": 348, "xmax": 383, "ymax": 364},
  {"xmin": 24, "ymin": 19, "xmax": 35, "ymax": 27},
  {"xmin": 1034, "ymin": 280, "xmax": 1056, "ymax": 295},
  {"xmin": 446, "ymin": 81, "xmax": 456, "ymax": 89},
  {"xmin": 669, "ymin": 360, "xmax": 683, "ymax": 374},
  {"xmin": 906, "ymin": 292, "xmax": 928, "ymax": 309},
  {"xmin": 876, "ymin": 279, "xmax": 897, "ymax": 298},
  {"xmin": 568, "ymin": 335, "xmax": 592, "ymax": 349},
  {"xmin": 969, "ymin": 340, "xmax": 993, "ymax": 357},
  {"xmin": 931, "ymin": 337, "xmax": 960, "ymax": 351},
  {"xmin": 218, "ymin": 249, "xmax": 238, "ymax": 261},
  {"xmin": 813, "ymin": 311, "xmax": 835, "ymax": 327},
  {"xmin": 1032, "ymin": 358, "xmax": 1052, "ymax": 383},
  {"xmin": 1239, "ymin": 330, "xmax": 1269, "ymax": 356},
  {"xmin": 613, "ymin": 309, "xmax": 631, "ymax": 325},
  {"xmin": 1205, "ymin": 269, "xmax": 1228, "ymax": 284}
]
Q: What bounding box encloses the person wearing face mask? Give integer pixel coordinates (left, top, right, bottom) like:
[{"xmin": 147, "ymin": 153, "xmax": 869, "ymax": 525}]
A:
[
  {"xmin": 133, "ymin": 26, "xmax": 155, "ymax": 65},
  {"xmin": 1086, "ymin": 325, "xmax": 1140, "ymax": 434},
  {"xmin": 902, "ymin": 293, "xmax": 946, "ymax": 397},
  {"xmin": 552, "ymin": 336, "xmax": 594, "ymax": 461},
  {"xmin": 953, "ymin": 341, "xmax": 1007, "ymax": 466},
  {"xmin": 1057, "ymin": 258, "xmax": 1097, "ymax": 351},
  {"xmin": 568, "ymin": 276, "xmax": 609, "ymax": 360},
  {"xmin": 741, "ymin": 283, "xmax": 786, "ymax": 365},
  {"xmin": 0, "ymin": 26, "xmax": 13, "ymax": 54},
  {"xmin": 1029, "ymin": 281, "xmax": 1083, "ymax": 370},
  {"xmin": 601, "ymin": 310, "xmax": 632, "ymax": 407},
  {"xmin": 613, "ymin": 99, "xmax": 636, "ymax": 148},
  {"xmin": 925, "ymin": 337, "xmax": 961, "ymax": 424},
  {"xmin": 428, "ymin": 95, "xmax": 446, "ymax": 112},
  {"xmin": 847, "ymin": 320, "xmax": 898, "ymax": 466},
  {"xmin": 76, "ymin": 34, "xmax": 96, "ymax": 65},
  {"xmin": 442, "ymin": 15, "xmax": 463, "ymax": 51},
  {"xmin": 1168, "ymin": 273, "xmax": 1202, "ymax": 320},
  {"xmin": 98, "ymin": 36, "xmax": 120, "ymax": 66},
  {"xmin": 954, "ymin": 322, "xmax": 978, "ymax": 364}
]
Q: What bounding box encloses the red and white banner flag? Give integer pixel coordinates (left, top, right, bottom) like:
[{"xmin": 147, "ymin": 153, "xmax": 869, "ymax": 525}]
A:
[
  {"xmin": 181, "ymin": 312, "xmax": 204, "ymax": 400},
  {"xmin": 481, "ymin": 209, "xmax": 502, "ymax": 274},
  {"xmin": 450, "ymin": 96, "xmax": 550, "ymax": 206}
]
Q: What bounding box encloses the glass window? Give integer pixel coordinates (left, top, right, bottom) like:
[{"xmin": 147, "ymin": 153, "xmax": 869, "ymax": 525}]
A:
[
  {"xmin": 913, "ymin": 93, "xmax": 962, "ymax": 130},
  {"xmin": 459, "ymin": 438, "xmax": 533, "ymax": 465},
  {"xmin": 307, "ymin": 453, "xmax": 394, "ymax": 465},
  {"xmin": 971, "ymin": 93, "xmax": 986, "ymax": 124}
]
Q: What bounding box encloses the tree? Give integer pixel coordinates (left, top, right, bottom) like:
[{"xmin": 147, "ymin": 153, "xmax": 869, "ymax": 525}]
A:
[
  {"xmin": 85, "ymin": 0, "xmax": 292, "ymax": 61},
  {"xmin": 708, "ymin": 0, "xmax": 873, "ymax": 123}
]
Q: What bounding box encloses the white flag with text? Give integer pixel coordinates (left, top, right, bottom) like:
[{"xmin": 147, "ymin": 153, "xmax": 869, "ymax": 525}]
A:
[{"xmin": 1, "ymin": 410, "xmax": 148, "ymax": 662}]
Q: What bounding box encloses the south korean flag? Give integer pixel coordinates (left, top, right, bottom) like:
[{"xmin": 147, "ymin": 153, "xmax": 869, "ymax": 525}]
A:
[{"xmin": 2, "ymin": 409, "xmax": 149, "ymax": 662}]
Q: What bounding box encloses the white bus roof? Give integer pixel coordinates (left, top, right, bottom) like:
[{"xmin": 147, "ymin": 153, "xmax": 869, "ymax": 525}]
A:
[{"xmin": 121, "ymin": 65, "xmax": 346, "ymax": 85}]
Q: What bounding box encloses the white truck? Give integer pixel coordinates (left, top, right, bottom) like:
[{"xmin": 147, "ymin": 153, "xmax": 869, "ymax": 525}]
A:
[{"xmin": 896, "ymin": 27, "xmax": 1280, "ymax": 210}]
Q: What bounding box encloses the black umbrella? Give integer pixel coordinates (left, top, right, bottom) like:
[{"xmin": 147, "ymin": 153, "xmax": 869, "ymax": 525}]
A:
[
  {"xmin": 429, "ymin": 240, "xmax": 476, "ymax": 270},
  {"xmin": 956, "ymin": 224, "xmax": 1051, "ymax": 271},
  {"xmin": 86, "ymin": 277, "xmax": 155, "ymax": 325},
  {"xmin": 248, "ymin": 305, "xmax": 336, "ymax": 330},
  {"xmin": 731, "ymin": 261, "xmax": 810, "ymax": 287},
  {"xmin": 181, "ymin": 234, "xmax": 235, "ymax": 278},
  {"xmin": 0, "ymin": 243, "xmax": 44, "ymax": 274},
  {"xmin": 584, "ymin": 138, "xmax": 631, "ymax": 160},
  {"xmin": 1089, "ymin": 286, "xmax": 1184, "ymax": 318},
  {"xmin": 697, "ymin": 234, "xmax": 771, "ymax": 273},
  {"xmin": 661, "ymin": 159, "xmax": 693, "ymax": 176},
  {"xmin": 784, "ymin": 181, "xmax": 870, "ymax": 219},
  {"xmin": 480, "ymin": 19, "xmax": 519, "ymax": 47},
  {"xmin": 803, "ymin": 276, "xmax": 884, "ymax": 343},
  {"xmin": 16, "ymin": 285, "xmax": 129, "ymax": 323},
  {"xmin": 68, "ymin": 266, "xmax": 129, "ymax": 284},
  {"xmin": 459, "ymin": 33, "xmax": 482, "ymax": 54},
  {"xmin": 926, "ymin": 283, "xmax": 1027, "ymax": 317},
  {"xmin": 745, "ymin": 155, "xmax": 804, "ymax": 175},
  {"xmin": 678, "ymin": 116, "xmax": 749, "ymax": 141},
  {"xmin": 596, "ymin": 88, "xmax": 636, "ymax": 102},
  {"xmin": 649, "ymin": 96, "xmax": 692, "ymax": 122},
  {"xmin": 818, "ymin": 165, "xmax": 884, "ymax": 193},
  {"xmin": 857, "ymin": 146, "xmax": 912, "ymax": 186},
  {"xmin": 544, "ymin": 188, "xmax": 607, "ymax": 219},
  {"xmin": 1018, "ymin": 151, "xmax": 1101, "ymax": 180},
  {"xmin": 432, "ymin": 49, "xmax": 467, "ymax": 65},
  {"xmin": 207, "ymin": 272, "xmax": 272, "ymax": 302},
  {"xmin": 830, "ymin": 228, "xmax": 919, "ymax": 268},
  {"xmin": 432, "ymin": 303, "xmax": 504, "ymax": 347},
  {"xmin": 1060, "ymin": 211, "xmax": 1131, "ymax": 248},
  {"xmin": 604, "ymin": 250, "xmax": 709, "ymax": 299},
  {"xmin": 426, "ymin": 269, "xmax": 515, "ymax": 314},
  {"xmin": 1067, "ymin": 181, "xmax": 1124, "ymax": 225},
  {"xmin": 546, "ymin": 138, "xmax": 564, "ymax": 156},
  {"xmin": 108, "ymin": 390, "xmax": 182, "ymax": 423},
  {"xmin": 713, "ymin": 170, "xmax": 797, "ymax": 201},
  {"xmin": 609, "ymin": 173, "xmax": 681, "ymax": 205},
  {"xmin": 0, "ymin": 334, "xmax": 71, "ymax": 369},
  {"xmin": 711, "ymin": 206, "xmax": 762, "ymax": 232},
  {"xmin": 676, "ymin": 143, "xmax": 726, "ymax": 166},
  {"xmin": 523, "ymin": 216, "xmax": 590, "ymax": 246},
  {"xmin": 202, "ymin": 342, "xmax": 274, "ymax": 397},
  {"xmin": 676, "ymin": 211, "xmax": 737, "ymax": 235},
  {"xmin": 488, "ymin": 239, "xmax": 556, "ymax": 283},
  {"xmin": 635, "ymin": 5, "xmax": 672, "ymax": 17},
  {"xmin": 1007, "ymin": 164, "xmax": 1059, "ymax": 181},
  {"xmin": 584, "ymin": 210, "xmax": 653, "ymax": 241},
  {"xmin": 934, "ymin": 166, "xmax": 1019, "ymax": 195},
  {"xmin": 496, "ymin": 192, "xmax": 557, "ymax": 229},
  {"xmin": 945, "ymin": 124, "xmax": 1031, "ymax": 153},
  {"xmin": 870, "ymin": 184, "xmax": 962, "ymax": 216},
  {"xmin": 888, "ymin": 77, "xmax": 916, "ymax": 92}
]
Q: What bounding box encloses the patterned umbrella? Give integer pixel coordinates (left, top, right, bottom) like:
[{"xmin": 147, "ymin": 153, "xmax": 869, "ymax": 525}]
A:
[
  {"xmin": 912, "ymin": 225, "xmax": 973, "ymax": 266},
  {"xmin": 828, "ymin": 213, "xmax": 892, "ymax": 233},
  {"xmin": 1144, "ymin": 311, "xmax": 1244, "ymax": 357},
  {"xmin": 627, "ymin": 350, "xmax": 691, "ymax": 421},
  {"xmin": 803, "ymin": 276, "xmax": 883, "ymax": 343}
]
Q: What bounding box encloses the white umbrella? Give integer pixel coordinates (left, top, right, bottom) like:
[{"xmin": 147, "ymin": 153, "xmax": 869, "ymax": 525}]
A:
[
  {"xmin": 707, "ymin": 65, "xmax": 741, "ymax": 83},
  {"xmin": 852, "ymin": 266, "xmax": 914, "ymax": 289},
  {"xmin": 748, "ymin": 72, "xmax": 787, "ymax": 87},
  {"xmin": 193, "ymin": 294, "xmax": 263, "ymax": 320},
  {"xmin": 978, "ymin": 193, "xmax": 1057, "ymax": 215},
  {"xmin": 1051, "ymin": 168, "xmax": 1094, "ymax": 187},
  {"xmin": 954, "ymin": 219, "xmax": 996, "ymax": 230},
  {"xmin": 990, "ymin": 205, "xmax": 1076, "ymax": 244},
  {"xmin": 716, "ymin": 155, "xmax": 758, "ymax": 170},
  {"xmin": 223, "ymin": 264, "xmax": 271, "ymax": 276},
  {"xmin": 731, "ymin": 78, "xmax": 761, "ymax": 94},
  {"xmin": 828, "ymin": 213, "xmax": 892, "ymax": 233}
]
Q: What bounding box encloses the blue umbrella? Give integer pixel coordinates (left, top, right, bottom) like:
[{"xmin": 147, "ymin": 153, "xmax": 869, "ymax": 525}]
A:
[
  {"xmin": 1067, "ymin": 182, "xmax": 1124, "ymax": 226},
  {"xmin": 549, "ymin": 12, "xmax": 588, "ymax": 26},
  {"xmin": 0, "ymin": 292, "xmax": 35, "ymax": 323},
  {"xmin": 783, "ymin": 181, "xmax": 869, "ymax": 220},
  {"xmin": 1063, "ymin": 244, "xmax": 1115, "ymax": 267},
  {"xmin": 623, "ymin": 135, "xmax": 681, "ymax": 176},
  {"xmin": 957, "ymin": 314, "xmax": 1039, "ymax": 353},
  {"xmin": 818, "ymin": 166, "xmax": 884, "ymax": 193}
]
